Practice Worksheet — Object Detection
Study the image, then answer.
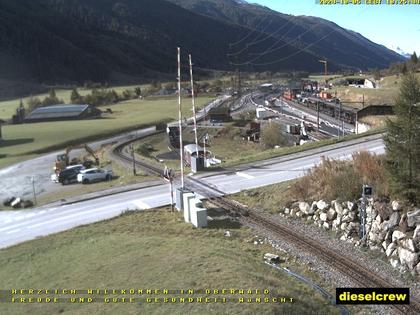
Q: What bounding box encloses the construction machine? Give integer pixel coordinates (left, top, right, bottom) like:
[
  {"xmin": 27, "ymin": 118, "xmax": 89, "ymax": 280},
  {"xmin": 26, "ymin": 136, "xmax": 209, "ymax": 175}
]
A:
[{"xmin": 54, "ymin": 144, "xmax": 99, "ymax": 174}]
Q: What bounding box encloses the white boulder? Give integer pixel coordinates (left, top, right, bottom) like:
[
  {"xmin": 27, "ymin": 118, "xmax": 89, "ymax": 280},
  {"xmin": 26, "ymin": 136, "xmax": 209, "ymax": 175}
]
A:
[
  {"xmin": 413, "ymin": 225, "xmax": 420, "ymax": 243},
  {"xmin": 316, "ymin": 200, "xmax": 328, "ymax": 211},
  {"xmin": 333, "ymin": 201, "xmax": 343, "ymax": 215},
  {"xmin": 391, "ymin": 200, "xmax": 401, "ymax": 211},
  {"xmin": 407, "ymin": 209, "xmax": 420, "ymax": 228},
  {"xmin": 298, "ymin": 202, "xmax": 311, "ymax": 215},
  {"xmin": 392, "ymin": 230, "xmax": 406, "ymax": 242},
  {"xmin": 390, "ymin": 258, "xmax": 400, "ymax": 269},
  {"xmin": 319, "ymin": 212, "xmax": 328, "ymax": 222},
  {"xmin": 398, "ymin": 247, "xmax": 420, "ymax": 270},
  {"xmin": 386, "ymin": 243, "xmax": 397, "ymax": 257},
  {"xmin": 327, "ymin": 208, "xmax": 337, "ymax": 221},
  {"xmin": 400, "ymin": 238, "xmax": 417, "ymax": 253}
]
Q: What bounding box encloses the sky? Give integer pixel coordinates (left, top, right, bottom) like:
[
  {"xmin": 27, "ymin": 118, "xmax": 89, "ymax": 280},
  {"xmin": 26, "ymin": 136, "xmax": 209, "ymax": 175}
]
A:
[{"xmin": 249, "ymin": 0, "xmax": 420, "ymax": 56}]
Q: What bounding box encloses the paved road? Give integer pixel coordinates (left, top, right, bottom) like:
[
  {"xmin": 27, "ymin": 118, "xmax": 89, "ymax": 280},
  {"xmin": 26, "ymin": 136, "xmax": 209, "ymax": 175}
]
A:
[{"xmin": 0, "ymin": 136, "xmax": 384, "ymax": 249}]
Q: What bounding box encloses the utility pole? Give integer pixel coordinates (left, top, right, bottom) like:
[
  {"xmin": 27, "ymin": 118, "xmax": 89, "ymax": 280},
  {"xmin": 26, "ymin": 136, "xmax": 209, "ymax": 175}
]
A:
[
  {"xmin": 129, "ymin": 144, "xmax": 137, "ymax": 175},
  {"xmin": 318, "ymin": 60, "xmax": 328, "ymax": 83},
  {"xmin": 317, "ymin": 101, "xmax": 320, "ymax": 131},
  {"xmin": 238, "ymin": 70, "xmax": 242, "ymax": 98},
  {"xmin": 337, "ymin": 100, "xmax": 341, "ymax": 139},
  {"xmin": 189, "ymin": 54, "xmax": 199, "ymax": 158},
  {"xmin": 177, "ymin": 47, "xmax": 185, "ymax": 189},
  {"xmin": 203, "ymin": 133, "xmax": 207, "ymax": 165},
  {"xmin": 31, "ymin": 176, "xmax": 37, "ymax": 206}
]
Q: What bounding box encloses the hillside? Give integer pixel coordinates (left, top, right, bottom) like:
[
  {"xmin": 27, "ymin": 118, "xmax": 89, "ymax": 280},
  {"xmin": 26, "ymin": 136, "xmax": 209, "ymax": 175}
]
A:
[
  {"xmin": 0, "ymin": 0, "xmax": 405, "ymax": 97},
  {"xmin": 167, "ymin": 0, "xmax": 405, "ymax": 70},
  {"xmin": 0, "ymin": 0, "xmax": 323, "ymax": 90}
]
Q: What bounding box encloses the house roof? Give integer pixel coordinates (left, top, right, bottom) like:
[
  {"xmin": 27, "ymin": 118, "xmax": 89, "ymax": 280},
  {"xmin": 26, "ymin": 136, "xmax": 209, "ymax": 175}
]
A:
[
  {"xmin": 184, "ymin": 144, "xmax": 204, "ymax": 154},
  {"xmin": 27, "ymin": 104, "xmax": 90, "ymax": 120}
]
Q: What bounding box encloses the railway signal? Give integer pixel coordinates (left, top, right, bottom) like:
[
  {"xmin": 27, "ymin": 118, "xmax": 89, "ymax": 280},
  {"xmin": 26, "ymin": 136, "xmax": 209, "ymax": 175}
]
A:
[
  {"xmin": 359, "ymin": 184, "xmax": 372, "ymax": 245},
  {"xmin": 129, "ymin": 144, "xmax": 137, "ymax": 176},
  {"xmin": 164, "ymin": 165, "xmax": 174, "ymax": 212}
]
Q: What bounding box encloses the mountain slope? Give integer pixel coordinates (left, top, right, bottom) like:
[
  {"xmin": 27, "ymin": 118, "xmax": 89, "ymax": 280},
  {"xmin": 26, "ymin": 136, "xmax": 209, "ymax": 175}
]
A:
[
  {"xmin": 0, "ymin": 0, "xmax": 326, "ymax": 87},
  {"xmin": 0, "ymin": 0, "xmax": 405, "ymax": 89},
  {"xmin": 167, "ymin": 0, "xmax": 405, "ymax": 70}
]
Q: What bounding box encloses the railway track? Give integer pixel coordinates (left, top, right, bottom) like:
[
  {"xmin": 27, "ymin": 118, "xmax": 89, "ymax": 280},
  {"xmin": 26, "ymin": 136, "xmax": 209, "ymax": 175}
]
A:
[
  {"xmin": 112, "ymin": 131, "xmax": 420, "ymax": 315},
  {"xmin": 186, "ymin": 177, "xmax": 420, "ymax": 315}
]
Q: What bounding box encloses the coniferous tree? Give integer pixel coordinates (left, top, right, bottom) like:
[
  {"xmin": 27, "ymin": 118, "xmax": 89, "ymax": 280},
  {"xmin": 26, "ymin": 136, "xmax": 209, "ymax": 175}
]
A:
[
  {"xmin": 384, "ymin": 72, "xmax": 420, "ymax": 203},
  {"xmin": 401, "ymin": 63, "xmax": 408, "ymax": 74},
  {"xmin": 411, "ymin": 52, "xmax": 418, "ymax": 64},
  {"xmin": 70, "ymin": 88, "xmax": 82, "ymax": 103}
]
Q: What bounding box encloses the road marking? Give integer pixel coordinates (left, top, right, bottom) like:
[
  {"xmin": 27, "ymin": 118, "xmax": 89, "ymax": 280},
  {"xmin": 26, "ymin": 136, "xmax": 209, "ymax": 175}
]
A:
[
  {"xmin": 6, "ymin": 228, "xmax": 21, "ymax": 234},
  {"xmin": 27, "ymin": 204, "xmax": 123, "ymax": 229},
  {"xmin": 236, "ymin": 172, "xmax": 254, "ymax": 179},
  {"xmin": 132, "ymin": 200, "xmax": 150, "ymax": 210}
]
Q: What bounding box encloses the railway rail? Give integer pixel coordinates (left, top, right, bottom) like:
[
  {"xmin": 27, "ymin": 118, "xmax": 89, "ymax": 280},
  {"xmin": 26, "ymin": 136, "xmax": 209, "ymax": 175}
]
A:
[{"xmin": 112, "ymin": 130, "xmax": 420, "ymax": 315}]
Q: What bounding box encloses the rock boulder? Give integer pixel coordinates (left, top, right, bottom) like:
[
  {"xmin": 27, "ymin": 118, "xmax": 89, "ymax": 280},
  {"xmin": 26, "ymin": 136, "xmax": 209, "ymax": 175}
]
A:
[
  {"xmin": 398, "ymin": 247, "xmax": 419, "ymax": 270},
  {"xmin": 407, "ymin": 209, "xmax": 420, "ymax": 228}
]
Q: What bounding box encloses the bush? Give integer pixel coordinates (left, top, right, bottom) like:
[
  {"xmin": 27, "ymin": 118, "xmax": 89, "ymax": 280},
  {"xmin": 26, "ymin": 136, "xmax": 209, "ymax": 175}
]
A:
[
  {"xmin": 290, "ymin": 152, "xmax": 389, "ymax": 201},
  {"xmin": 261, "ymin": 122, "xmax": 287, "ymax": 148},
  {"xmin": 136, "ymin": 144, "xmax": 152, "ymax": 157}
]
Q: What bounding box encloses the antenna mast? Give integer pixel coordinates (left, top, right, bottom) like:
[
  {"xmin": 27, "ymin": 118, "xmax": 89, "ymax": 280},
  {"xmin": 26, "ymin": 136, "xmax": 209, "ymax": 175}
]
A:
[
  {"xmin": 189, "ymin": 54, "xmax": 199, "ymax": 158},
  {"xmin": 177, "ymin": 47, "xmax": 185, "ymax": 189}
]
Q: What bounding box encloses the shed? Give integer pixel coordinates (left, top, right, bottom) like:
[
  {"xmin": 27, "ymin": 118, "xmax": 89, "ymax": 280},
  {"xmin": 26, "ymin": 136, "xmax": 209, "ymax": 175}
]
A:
[
  {"xmin": 364, "ymin": 79, "xmax": 376, "ymax": 89},
  {"xmin": 207, "ymin": 107, "xmax": 231, "ymax": 123},
  {"xmin": 24, "ymin": 104, "xmax": 101, "ymax": 123},
  {"xmin": 259, "ymin": 83, "xmax": 273, "ymax": 92},
  {"xmin": 184, "ymin": 144, "xmax": 207, "ymax": 165}
]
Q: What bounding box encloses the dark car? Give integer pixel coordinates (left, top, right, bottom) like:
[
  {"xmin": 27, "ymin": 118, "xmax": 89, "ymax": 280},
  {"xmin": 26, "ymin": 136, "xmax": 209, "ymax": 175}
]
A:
[{"xmin": 58, "ymin": 165, "xmax": 85, "ymax": 185}]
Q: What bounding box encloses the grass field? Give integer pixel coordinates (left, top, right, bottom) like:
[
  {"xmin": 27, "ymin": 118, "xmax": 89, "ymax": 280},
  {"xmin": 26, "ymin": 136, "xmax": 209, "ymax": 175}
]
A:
[
  {"xmin": 0, "ymin": 209, "xmax": 340, "ymax": 315},
  {"xmin": 0, "ymin": 96, "xmax": 214, "ymax": 169},
  {"xmin": 320, "ymin": 73, "xmax": 420, "ymax": 108},
  {"xmin": 133, "ymin": 125, "xmax": 287, "ymax": 171},
  {"xmin": 133, "ymin": 124, "xmax": 384, "ymax": 172},
  {"xmin": 0, "ymin": 85, "xmax": 151, "ymax": 121},
  {"xmin": 233, "ymin": 181, "xmax": 296, "ymax": 214}
]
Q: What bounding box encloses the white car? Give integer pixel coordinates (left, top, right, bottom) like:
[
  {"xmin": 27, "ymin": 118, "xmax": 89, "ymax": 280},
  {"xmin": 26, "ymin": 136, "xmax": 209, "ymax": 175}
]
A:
[{"xmin": 77, "ymin": 168, "xmax": 113, "ymax": 184}]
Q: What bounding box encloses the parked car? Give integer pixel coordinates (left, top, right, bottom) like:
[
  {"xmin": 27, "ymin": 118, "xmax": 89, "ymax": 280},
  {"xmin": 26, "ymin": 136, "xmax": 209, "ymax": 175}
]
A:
[
  {"xmin": 77, "ymin": 168, "xmax": 113, "ymax": 184},
  {"xmin": 57, "ymin": 165, "xmax": 85, "ymax": 185}
]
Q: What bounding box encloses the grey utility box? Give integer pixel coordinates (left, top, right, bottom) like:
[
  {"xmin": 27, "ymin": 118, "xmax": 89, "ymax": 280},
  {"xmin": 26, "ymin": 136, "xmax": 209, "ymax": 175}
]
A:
[
  {"xmin": 176, "ymin": 188, "xmax": 191, "ymax": 212},
  {"xmin": 191, "ymin": 156, "xmax": 205, "ymax": 173}
]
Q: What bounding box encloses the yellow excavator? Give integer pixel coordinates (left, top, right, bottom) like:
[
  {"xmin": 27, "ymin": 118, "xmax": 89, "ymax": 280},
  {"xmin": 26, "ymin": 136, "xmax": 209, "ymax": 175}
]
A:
[{"xmin": 54, "ymin": 144, "xmax": 99, "ymax": 174}]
